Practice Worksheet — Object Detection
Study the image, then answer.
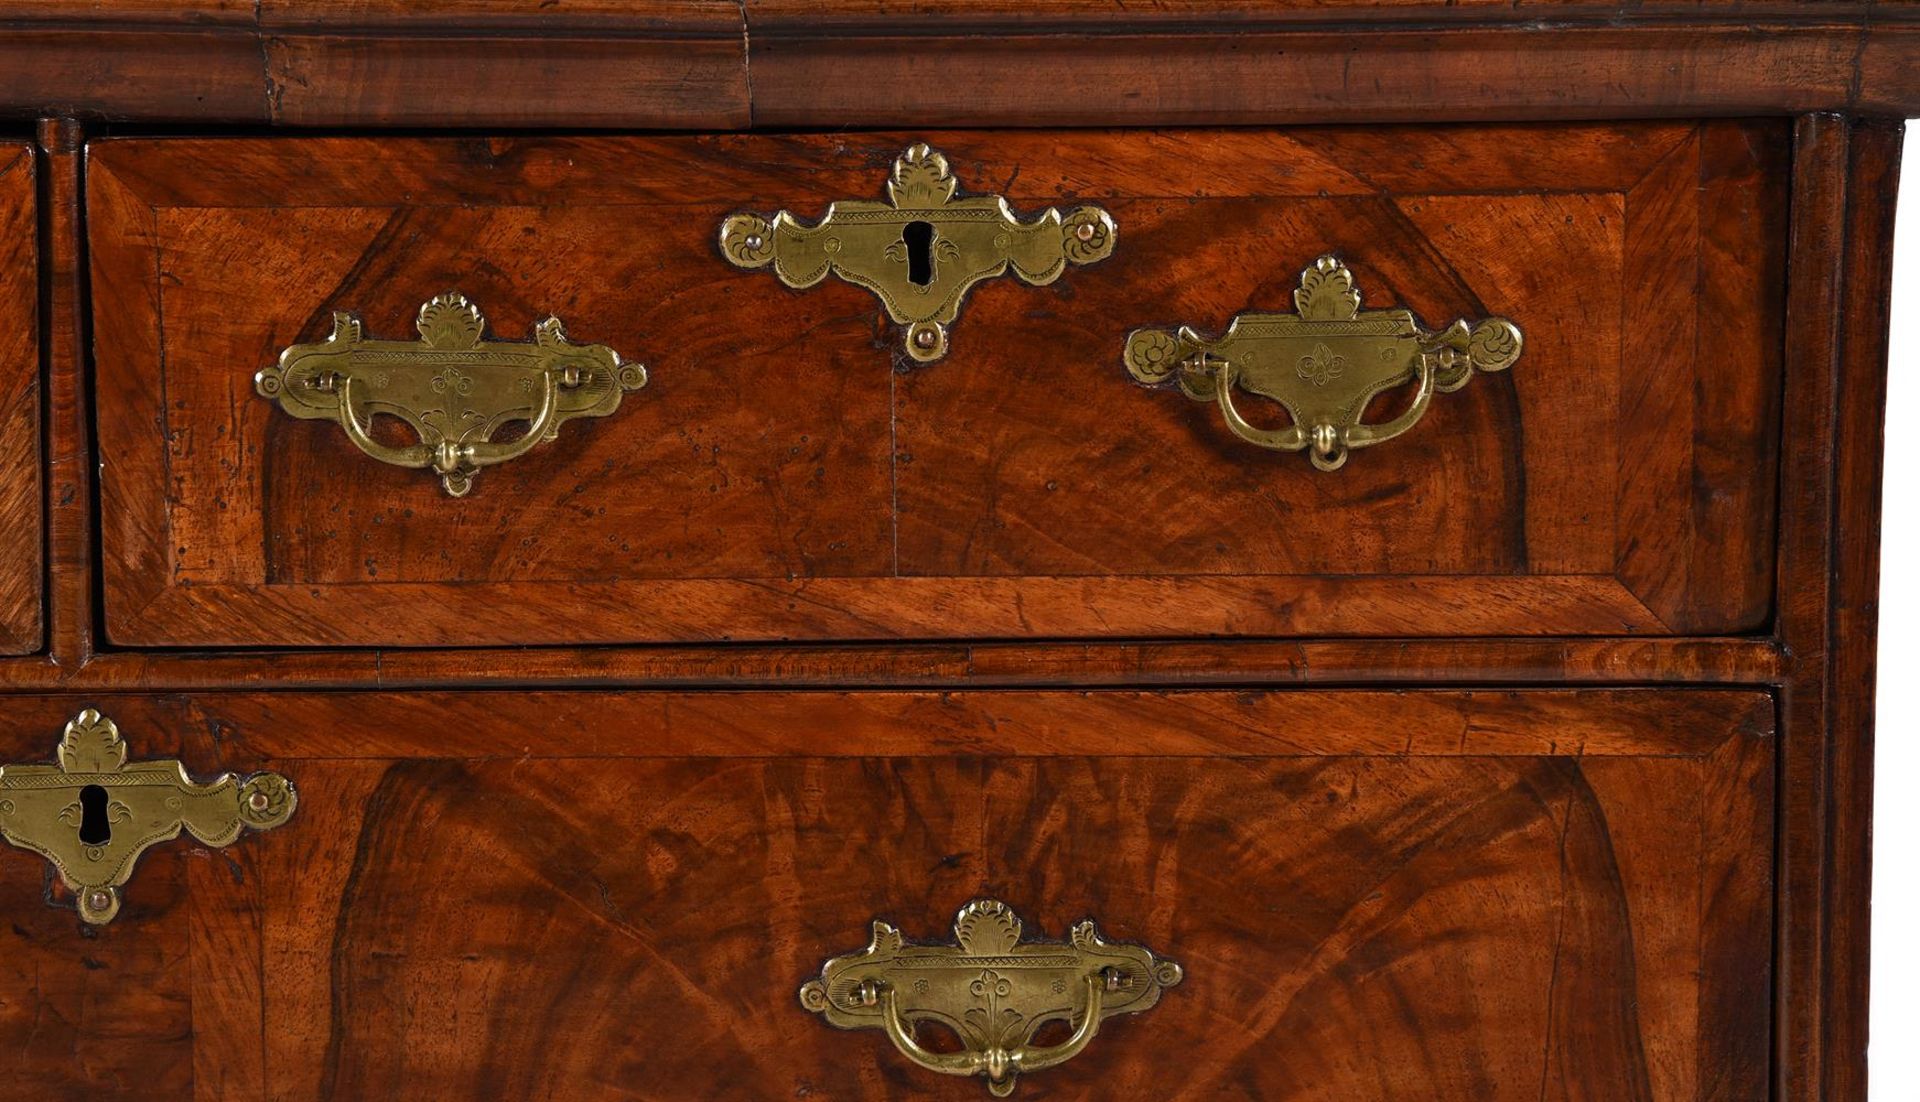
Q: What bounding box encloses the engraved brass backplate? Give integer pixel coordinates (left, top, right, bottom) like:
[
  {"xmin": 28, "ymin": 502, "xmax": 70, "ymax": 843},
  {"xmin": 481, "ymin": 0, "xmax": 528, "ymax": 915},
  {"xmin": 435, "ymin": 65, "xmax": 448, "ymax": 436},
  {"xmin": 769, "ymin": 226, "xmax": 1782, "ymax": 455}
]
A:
[
  {"xmin": 1124, "ymin": 255, "xmax": 1523, "ymax": 470},
  {"xmin": 0, "ymin": 709, "xmax": 295, "ymax": 924},
  {"xmin": 800, "ymin": 899, "xmax": 1182, "ymax": 1096},
  {"xmin": 720, "ymin": 144, "xmax": 1116, "ymax": 362},
  {"xmin": 255, "ymin": 293, "xmax": 647, "ymax": 496}
]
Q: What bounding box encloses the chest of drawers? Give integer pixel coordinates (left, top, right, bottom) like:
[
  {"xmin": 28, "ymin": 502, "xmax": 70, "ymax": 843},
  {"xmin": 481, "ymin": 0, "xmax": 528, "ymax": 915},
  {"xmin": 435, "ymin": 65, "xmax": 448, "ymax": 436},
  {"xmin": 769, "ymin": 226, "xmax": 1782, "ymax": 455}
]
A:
[{"xmin": 0, "ymin": 4, "xmax": 1911, "ymax": 1100}]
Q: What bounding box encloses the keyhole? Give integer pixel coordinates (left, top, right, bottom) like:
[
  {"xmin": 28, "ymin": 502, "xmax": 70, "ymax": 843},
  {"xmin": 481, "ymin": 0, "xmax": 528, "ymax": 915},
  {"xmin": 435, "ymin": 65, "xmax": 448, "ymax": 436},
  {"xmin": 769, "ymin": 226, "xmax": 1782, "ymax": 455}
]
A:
[
  {"xmin": 902, "ymin": 221, "xmax": 936, "ymax": 287},
  {"xmin": 77, "ymin": 785, "xmax": 111, "ymax": 846}
]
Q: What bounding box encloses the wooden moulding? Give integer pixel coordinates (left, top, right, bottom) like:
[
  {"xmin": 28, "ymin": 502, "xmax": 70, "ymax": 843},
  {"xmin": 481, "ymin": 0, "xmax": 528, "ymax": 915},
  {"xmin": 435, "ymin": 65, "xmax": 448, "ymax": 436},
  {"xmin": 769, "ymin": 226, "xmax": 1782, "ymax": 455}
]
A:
[
  {"xmin": 0, "ymin": 7, "xmax": 1912, "ymax": 125},
  {"xmin": 0, "ymin": 141, "xmax": 37, "ymax": 655}
]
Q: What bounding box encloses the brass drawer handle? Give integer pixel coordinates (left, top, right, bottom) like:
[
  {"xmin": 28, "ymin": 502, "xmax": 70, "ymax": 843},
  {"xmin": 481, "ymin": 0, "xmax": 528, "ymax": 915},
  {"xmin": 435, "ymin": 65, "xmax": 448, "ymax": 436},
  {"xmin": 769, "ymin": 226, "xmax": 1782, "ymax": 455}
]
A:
[
  {"xmin": 0, "ymin": 709, "xmax": 296, "ymax": 924},
  {"xmin": 720, "ymin": 144, "xmax": 1115, "ymax": 363},
  {"xmin": 255, "ymin": 293, "xmax": 647, "ymax": 497},
  {"xmin": 1124, "ymin": 255, "xmax": 1522, "ymax": 470},
  {"xmin": 800, "ymin": 899, "xmax": 1182, "ymax": 1096}
]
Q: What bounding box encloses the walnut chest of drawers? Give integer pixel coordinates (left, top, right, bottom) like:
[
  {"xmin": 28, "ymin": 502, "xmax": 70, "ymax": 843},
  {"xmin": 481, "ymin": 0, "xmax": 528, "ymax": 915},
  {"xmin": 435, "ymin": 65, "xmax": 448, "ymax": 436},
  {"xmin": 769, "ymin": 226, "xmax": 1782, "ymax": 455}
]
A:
[{"xmin": 0, "ymin": 4, "xmax": 1912, "ymax": 1100}]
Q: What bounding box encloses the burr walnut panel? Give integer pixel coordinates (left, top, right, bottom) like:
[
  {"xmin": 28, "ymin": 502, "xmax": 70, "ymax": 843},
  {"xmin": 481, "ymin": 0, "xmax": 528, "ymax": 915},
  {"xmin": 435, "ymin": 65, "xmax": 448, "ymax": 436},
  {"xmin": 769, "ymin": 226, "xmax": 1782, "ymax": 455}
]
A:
[
  {"xmin": 0, "ymin": 688, "xmax": 1772, "ymax": 1101},
  {"xmin": 88, "ymin": 123, "xmax": 1784, "ymax": 647}
]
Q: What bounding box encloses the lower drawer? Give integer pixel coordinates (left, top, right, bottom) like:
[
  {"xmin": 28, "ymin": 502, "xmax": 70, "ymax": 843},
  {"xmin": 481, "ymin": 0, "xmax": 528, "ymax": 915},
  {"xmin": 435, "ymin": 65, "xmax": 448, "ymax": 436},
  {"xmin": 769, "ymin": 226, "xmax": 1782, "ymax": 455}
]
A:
[{"xmin": 1, "ymin": 689, "xmax": 1772, "ymax": 1100}]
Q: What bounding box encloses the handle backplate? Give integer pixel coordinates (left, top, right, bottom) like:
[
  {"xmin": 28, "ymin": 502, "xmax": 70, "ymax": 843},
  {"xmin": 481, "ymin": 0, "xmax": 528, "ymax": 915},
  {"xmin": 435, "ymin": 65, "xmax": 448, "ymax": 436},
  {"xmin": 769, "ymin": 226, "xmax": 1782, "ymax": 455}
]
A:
[
  {"xmin": 800, "ymin": 899, "xmax": 1182, "ymax": 1096},
  {"xmin": 255, "ymin": 293, "xmax": 647, "ymax": 496},
  {"xmin": 1125, "ymin": 255, "xmax": 1522, "ymax": 470}
]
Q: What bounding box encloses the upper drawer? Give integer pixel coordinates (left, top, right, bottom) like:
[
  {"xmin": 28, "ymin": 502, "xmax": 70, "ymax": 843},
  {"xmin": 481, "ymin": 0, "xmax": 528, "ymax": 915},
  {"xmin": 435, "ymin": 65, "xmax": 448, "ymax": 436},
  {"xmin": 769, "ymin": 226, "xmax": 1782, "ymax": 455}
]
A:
[
  {"xmin": 0, "ymin": 143, "xmax": 37, "ymax": 655},
  {"xmin": 90, "ymin": 123, "xmax": 1784, "ymax": 648}
]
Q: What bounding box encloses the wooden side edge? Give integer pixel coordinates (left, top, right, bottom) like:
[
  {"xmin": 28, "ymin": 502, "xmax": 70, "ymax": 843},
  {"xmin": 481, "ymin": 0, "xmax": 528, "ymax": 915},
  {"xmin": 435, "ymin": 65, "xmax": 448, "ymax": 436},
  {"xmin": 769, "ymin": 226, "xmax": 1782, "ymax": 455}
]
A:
[
  {"xmin": 1820, "ymin": 116, "xmax": 1901, "ymax": 1102},
  {"xmin": 37, "ymin": 120, "xmax": 91, "ymax": 669},
  {"xmin": 1771, "ymin": 113, "xmax": 1898, "ymax": 1102},
  {"xmin": 83, "ymin": 153, "xmax": 171, "ymax": 651},
  {"xmin": 0, "ymin": 144, "xmax": 39, "ymax": 655}
]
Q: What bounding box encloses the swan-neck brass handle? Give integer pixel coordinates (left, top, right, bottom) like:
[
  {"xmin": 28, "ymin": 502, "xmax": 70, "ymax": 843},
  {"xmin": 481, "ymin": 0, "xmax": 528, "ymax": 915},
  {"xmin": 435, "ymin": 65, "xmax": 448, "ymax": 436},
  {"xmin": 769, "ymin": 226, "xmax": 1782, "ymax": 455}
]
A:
[
  {"xmin": 255, "ymin": 293, "xmax": 647, "ymax": 497},
  {"xmin": 720, "ymin": 143, "xmax": 1115, "ymax": 363},
  {"xmin": 0, "ymin": 710, "xmax": 295, "ymax": 924},
  {"xmin": 800, "ymin": 899, "xmax": 1183, "ymax": 1096},
  {"xmin": 1124, "ymin": 255, "xmax": 1522, "ymax": 470}
]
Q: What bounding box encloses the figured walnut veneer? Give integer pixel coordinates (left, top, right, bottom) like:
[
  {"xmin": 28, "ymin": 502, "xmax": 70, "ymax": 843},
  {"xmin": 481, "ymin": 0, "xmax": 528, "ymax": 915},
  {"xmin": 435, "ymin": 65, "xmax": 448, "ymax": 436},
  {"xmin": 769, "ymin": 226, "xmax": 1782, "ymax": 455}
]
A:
[{"xmin": 91, "ymin": 123, "xmax": 1782, "ymax": 647}]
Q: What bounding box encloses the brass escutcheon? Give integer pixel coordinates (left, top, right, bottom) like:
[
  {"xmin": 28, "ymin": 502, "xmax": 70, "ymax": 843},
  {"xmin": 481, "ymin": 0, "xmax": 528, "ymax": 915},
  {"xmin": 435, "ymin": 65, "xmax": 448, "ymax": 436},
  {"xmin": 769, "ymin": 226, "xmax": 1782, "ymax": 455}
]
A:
[
  {"xmin": 719, "ymin": 144, "xmax": 1116, "ymax": 363},
  {"xmin": 1125, "ymin": 255, "xmax": 1522, "ymax": 470},
  {"xmin": 255, "ymin": 293, "xmax": 647, "ymax": 496},
  {"xmin": 0, "ymin": 709, "xmax": 296, "ymax": 924},
  {"xmin": 800, "ymin": 899, "xmax": 1182, "ymax": 1096}
]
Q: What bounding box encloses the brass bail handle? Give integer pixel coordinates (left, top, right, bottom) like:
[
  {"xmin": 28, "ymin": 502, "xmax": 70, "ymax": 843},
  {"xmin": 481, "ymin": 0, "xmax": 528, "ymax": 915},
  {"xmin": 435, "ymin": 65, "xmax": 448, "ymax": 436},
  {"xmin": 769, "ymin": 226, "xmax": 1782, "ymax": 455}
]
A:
[
  {"xmin": 255, "ymin": 293, "xmax": 648, "ymax": 497},
  {"xmin": 799, "ymin": 899, "xmax": 1183, "ymax": 1096},
  {"xmin": 1124, "ymin": 255, "xmax": 1522, "ymax": 469},
  {"xmin": 867, "ymin": 969, "xmax": 1113, "ymax": 1096}
]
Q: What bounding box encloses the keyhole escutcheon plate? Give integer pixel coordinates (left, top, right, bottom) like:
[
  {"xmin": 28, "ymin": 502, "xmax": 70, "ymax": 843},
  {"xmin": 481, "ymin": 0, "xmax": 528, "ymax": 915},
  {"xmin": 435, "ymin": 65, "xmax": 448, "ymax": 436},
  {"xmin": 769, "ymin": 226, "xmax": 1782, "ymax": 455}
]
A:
[
  {"xmin": 719, "ymin": 143, "xmax": 1116, "ymax": 363},
  {"xmin": 0, "ymin": 709, "xmax": 296, "ymax": 924}
]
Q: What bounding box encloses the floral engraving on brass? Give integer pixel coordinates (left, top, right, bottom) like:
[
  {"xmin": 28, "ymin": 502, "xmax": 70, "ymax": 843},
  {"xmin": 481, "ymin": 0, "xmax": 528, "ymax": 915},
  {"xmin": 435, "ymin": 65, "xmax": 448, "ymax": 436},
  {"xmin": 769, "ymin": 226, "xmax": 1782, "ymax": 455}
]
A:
[
  {"xmin": 1124, "ymin": 255, "xmax": 1523, "ymax": 470},
  {"xmin": 799, "ymin": 899, "xmax": 1182, "ymax": 1096},
  {"xmin": 719, "ymin": 144, "xmax": 1116, "ymax": 363},
  {"xmin": 255, "ymin": 293, "xmax": 647, "ymax": 496},
  {"xmin": 0, "ymin": 709, "xmax": 296, "ymax": 924}
]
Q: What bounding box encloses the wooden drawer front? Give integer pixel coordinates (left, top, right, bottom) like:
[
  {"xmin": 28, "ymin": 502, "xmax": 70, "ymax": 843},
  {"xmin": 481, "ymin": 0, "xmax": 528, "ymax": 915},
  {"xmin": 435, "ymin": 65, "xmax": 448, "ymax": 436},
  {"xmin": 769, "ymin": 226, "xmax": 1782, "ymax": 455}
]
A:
[
  {"xmin": 0, "ymin": 144, "xmax": 36, "ymax": 654},
  {"xmin": 91, "ymin": 123, "xmax": 1784, "ymax": 647},
  {"xmin": 4, "ymin": 689, "xmax": 1772, "ymax": 1099}
]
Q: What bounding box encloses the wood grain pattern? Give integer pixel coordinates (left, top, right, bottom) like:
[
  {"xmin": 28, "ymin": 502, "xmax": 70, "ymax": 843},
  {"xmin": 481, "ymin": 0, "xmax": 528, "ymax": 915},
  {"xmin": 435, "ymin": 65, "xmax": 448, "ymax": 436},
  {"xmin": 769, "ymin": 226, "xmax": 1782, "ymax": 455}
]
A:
[
  {"xmin": 746, "ymin": 23, "xmax": 1876, "ymax": 129},
  {"xmin": 0, "ymin": 688, "xmax": 1773, "ymax": 1102},
  {"xmin": 41, "ymin": 121, "xmax": 92, "ymax": 668},
  {"xmin": 1820, "ymin": 118, "xmax": 1902, "ymax": 1102},
  {"xmin": 742, "ymin": 0, "xmax": 1879, "ymax": 27},
  {"xmin": 0, "ymin": 699, "xmax": 196, "ymax": 1102},
  {"xmin": 90, "ymin": 124, "xmax": 1783, "ymax": 647},
  {"xmin": 0, "ymin": 636, "xmax": 1781, "ymax": 692},
  {"xmin": 0, "ymin": 8, "xmax": 1916, "ymax": 126},
  {"xmin": 261, "ymin": 35, "xmax": 750, "ymax": 128},
  {"xmin": 0, "ymin": 143, "xmax": 39, "ymax": 654},
  {"xmin": 1767, "ymin": 115, "xmax": 1902, "ymax": 1102},
  {"xmin": 1774, "ymin": 114, "xmax": 1850, "ymax": 1102}
]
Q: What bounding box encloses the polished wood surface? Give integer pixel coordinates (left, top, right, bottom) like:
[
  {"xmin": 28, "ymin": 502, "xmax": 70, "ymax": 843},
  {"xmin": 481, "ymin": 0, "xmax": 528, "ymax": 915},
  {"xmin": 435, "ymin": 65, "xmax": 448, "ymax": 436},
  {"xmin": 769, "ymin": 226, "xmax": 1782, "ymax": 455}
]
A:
[
  {"xmin": 39, "ymin": 121, "xmax": 92, "ymax": 669},
  {"xmin": 0, "ymin": 4, "xmax": 1915, "ymax": 126},
  {"xmin": 0, "ymin": 9, "xmax": 1901, "ymax": 1094},
  {"xmin": 0, "ymin": 688, "xmax": 1773, "ymax": 1101},
  {"xmin": 91, "ymin": 123, "xmax": 1784, "ymax": 647},
  {"xmin": 0, "ymin": 144, "xmax": 37, "ymax": 654},
  {"xmin": 1769, "ymin": 116, "xmax": 1903, "ymax": 1102}
]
